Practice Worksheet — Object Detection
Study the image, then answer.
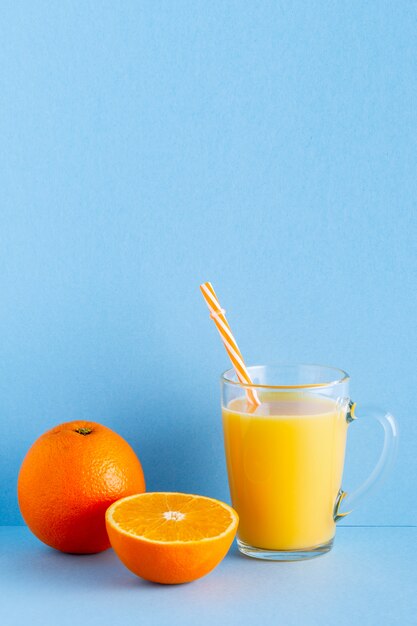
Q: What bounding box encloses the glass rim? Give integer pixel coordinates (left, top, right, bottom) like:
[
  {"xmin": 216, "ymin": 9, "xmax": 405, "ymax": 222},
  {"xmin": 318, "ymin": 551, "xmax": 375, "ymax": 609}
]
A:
[{"xmin": 220, "ymin": 363, "xmax": 350, "ymax": 390}]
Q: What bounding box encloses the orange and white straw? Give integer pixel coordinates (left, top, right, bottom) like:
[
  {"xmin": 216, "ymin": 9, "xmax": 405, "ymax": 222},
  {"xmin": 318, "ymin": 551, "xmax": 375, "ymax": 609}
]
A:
[{"xmin": 200, "ymin": 282, "xmax": 260, "ymax": 407}]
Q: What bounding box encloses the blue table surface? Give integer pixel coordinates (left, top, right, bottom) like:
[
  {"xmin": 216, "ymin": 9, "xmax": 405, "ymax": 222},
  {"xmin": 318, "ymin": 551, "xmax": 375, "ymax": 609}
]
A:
[{"xmin": 1, "ymin": 526, "xmax": 416, "ymax": 626}]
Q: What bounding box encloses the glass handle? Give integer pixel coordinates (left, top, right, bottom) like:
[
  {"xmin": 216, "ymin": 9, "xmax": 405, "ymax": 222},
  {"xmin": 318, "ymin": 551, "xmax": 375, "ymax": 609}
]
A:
[{"xmin": 334, "ymin": 401, "xmax": 399, "ymax": 522}]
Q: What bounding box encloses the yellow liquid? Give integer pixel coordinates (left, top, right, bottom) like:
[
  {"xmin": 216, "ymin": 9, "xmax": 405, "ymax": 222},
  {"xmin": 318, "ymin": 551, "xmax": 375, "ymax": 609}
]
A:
[{"xmin": 222, "ymin": 393, "xmax": 348, "ymax": 550}]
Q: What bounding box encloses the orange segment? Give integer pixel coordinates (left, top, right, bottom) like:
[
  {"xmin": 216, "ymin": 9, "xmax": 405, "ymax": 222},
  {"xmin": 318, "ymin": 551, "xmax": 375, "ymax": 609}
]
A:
[{"xmin": 106, "ymin": 492, "xmax": 238, "ymax": 584}]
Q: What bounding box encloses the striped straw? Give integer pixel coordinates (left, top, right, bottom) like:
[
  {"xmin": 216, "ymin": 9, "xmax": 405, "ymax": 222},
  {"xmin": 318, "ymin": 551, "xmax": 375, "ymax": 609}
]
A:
[{"xmin": 200, "ymin": 282, "xmax": 260, "ymax": 407}]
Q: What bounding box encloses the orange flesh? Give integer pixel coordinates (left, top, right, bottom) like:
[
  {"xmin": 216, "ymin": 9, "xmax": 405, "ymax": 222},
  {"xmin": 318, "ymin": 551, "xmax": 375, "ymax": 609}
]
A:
[{"xmin": 110, "ymin": 493, "xmax": 236, "ymax": 542}]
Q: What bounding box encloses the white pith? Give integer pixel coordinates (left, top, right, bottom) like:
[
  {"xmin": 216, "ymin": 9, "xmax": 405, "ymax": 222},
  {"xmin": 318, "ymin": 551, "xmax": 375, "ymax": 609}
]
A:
[{"xmin": 163, "ymin": 510, "xmax": 186, "ymax": 521}]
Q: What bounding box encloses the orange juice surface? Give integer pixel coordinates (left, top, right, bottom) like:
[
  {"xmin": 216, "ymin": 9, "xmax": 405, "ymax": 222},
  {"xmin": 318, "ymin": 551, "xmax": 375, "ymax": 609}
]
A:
[{"xmin": 222, "ymin": 393, "xmax": 348, "ymax": 551}]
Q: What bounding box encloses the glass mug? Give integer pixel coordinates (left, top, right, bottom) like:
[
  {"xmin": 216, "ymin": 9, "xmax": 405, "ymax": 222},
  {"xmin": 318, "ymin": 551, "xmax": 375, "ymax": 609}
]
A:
[{"xmin": 221, "ymin": 364, "xmax": 398, "ymax": 560}]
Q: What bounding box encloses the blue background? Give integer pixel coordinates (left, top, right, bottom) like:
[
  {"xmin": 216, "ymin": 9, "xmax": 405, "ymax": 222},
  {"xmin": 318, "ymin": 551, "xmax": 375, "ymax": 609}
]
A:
[{"xmin": 0, "ymin": 0, "xmax": 415, "ymax": 527}]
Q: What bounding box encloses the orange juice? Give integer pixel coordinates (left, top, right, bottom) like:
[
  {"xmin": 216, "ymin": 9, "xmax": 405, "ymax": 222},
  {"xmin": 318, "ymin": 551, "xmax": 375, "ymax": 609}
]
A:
[{"xmin": 222, "ymin": 393, "xmax": 348, "ymax": 550}]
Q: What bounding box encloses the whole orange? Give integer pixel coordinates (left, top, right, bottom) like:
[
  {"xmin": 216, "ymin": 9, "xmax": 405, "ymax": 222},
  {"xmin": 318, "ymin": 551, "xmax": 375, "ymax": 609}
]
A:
[{"xmin": 18, "ymin": 421, "xmax": 145, "ymax": 554}]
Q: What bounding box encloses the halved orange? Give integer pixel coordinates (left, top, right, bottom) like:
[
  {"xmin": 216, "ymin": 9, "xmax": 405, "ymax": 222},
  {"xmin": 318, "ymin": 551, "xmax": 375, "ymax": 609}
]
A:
[{"xmin": 105, "ymin": 492, "xmax": 238, "ymax": 584}]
